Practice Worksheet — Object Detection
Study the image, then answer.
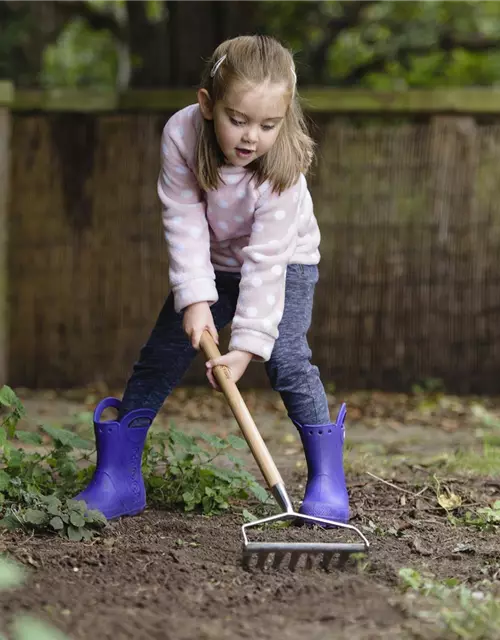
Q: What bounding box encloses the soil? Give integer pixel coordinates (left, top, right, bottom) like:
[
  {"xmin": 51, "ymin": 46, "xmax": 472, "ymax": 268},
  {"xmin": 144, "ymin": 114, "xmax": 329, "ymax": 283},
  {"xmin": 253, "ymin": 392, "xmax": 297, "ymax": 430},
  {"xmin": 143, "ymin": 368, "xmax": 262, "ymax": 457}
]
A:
[{"xmin": 1, "ymin": 388, "xmax": 499, "ymax": 640}]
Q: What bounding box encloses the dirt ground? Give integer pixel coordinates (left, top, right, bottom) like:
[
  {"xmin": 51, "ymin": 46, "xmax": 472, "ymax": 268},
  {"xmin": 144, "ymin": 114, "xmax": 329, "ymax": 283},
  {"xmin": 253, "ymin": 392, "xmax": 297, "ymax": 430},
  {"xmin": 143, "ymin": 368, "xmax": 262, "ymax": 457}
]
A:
[{"xmin": 1, "ymin": 387, "xmax": 499, "ymax": 639}]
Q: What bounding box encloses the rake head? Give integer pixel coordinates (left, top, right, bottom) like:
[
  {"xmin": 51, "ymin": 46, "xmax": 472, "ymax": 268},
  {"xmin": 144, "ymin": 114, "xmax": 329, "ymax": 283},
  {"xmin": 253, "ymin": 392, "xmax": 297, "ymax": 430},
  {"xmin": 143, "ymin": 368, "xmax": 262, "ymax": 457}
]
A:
[{"xmin": 241, "ymin": 510, "xmax": 370, "ymax": 571}]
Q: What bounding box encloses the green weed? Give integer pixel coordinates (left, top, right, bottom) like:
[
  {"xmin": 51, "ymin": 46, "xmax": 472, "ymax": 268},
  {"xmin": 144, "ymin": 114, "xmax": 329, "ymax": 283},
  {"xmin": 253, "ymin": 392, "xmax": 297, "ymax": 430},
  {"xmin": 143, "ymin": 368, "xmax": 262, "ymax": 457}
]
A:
[
  {"xmin": 400, "ymin": 568, "xmax": 500, "ymax": 639},
  {"xmin": 143, "ymin": 426, "xmax": 270, "ymax": 514},
  {"xmin": 0, "ymin": 385, "xmax": 270, "ymax": 539},
  {"xmin": 450, "ymin": 501, "xmax": 500, "ymax": 532}
]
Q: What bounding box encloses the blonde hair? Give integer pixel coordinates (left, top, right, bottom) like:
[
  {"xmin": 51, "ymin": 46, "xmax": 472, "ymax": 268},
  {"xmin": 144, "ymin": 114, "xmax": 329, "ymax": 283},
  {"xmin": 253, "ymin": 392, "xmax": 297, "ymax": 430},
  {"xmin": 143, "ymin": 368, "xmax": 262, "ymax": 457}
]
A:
[{"xmin": 196, "ymin": 35, "xmax": 315, "ymax": 194}]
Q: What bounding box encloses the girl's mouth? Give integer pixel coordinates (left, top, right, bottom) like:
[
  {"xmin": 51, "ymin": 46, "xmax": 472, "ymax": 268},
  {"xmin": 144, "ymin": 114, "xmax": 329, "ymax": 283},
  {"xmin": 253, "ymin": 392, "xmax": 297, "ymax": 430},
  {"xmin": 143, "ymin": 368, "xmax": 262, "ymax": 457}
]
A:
[{"xmin": 235, "ymin": 148, "xmax": 254, "ymax": 159}]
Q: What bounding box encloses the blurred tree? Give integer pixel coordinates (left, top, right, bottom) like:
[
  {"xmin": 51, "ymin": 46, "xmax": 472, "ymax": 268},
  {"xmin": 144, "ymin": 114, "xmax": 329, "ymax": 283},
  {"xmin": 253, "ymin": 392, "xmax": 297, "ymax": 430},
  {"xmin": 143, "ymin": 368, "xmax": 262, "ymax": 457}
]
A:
[
  {"xmin": 0, "ymin": 0, "xmax": 258, "ymax": 88},
  {"xmin": 2, "ymin": 0, "xmax": 500, "ymax": 89},
  {"xmin": 264, "ymin": 1, "xmax": 500, "ymax": 88}
]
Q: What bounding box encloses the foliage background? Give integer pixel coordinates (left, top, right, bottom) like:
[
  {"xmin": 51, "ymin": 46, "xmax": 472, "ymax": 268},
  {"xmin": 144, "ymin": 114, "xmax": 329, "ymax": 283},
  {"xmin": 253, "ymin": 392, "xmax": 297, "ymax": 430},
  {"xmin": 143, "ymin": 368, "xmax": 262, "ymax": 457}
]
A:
[{"xmin": 2, "ymin": 1, "xmax": 500, "ymax": 90}]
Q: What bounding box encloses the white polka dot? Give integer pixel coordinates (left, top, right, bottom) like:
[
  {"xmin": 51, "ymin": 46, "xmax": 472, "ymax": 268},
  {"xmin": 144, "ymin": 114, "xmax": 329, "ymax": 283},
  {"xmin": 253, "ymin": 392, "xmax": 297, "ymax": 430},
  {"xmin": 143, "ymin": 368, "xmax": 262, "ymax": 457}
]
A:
[
  {"xmin": 271, "ymin": 265, "xmax": 283, "ymax": 276},
  {"xmin": 234, "ymin": 215, "xmax": 244, "ymax": 223},
  {"xmin": 162, "ymin": 143, "xmax": 169, "ymax": 156},
  {"xmin": 253, "ymin": 252, "xmax": 265, "ymax": 261},
  {"xmin": 253, "ymin": 222, "xmax": 264, "ymax": 233},
  {"xmin": 225, "ymin": 257, "xmax": 239, "ymax": 266},
  {"xmin": 181, "ymin": 189, "xmax": 194, "ymax": 199},
  {"xmin": 188, "ymin": 226, "xmax": 202, "ymax": 239},
  {"xmin": 176, "ymin": 126, "xmax": 184, "ymax": 138},
  {"xmin": 226, "ymin": 175, "xmax": 240, "ymax": 184},
  {"xmin": 242, "ymin": 263, "xmax": 254, "ymax": 274},
  {"xmin": 251, "ymin": 276, "xmax": 262, "ymax": 287},
  {"xmin": 219, "ymin": 199, "xmax": 229, "ymax": 208},
  {"xmin": 175, "ymin": 166, "xmax": 188, "ymax": 175},
  {"xmin": 266, "ymin": 294, "xmax": 276, "ymax": 305},
  {"xmin": 246, "ymin": 307, "xmax": 258, "ymax": 318},
  {"xmin": 263, "ymin": 318, "xmax": 273, "ymax": 329},
  {"xmin": 248, "ymin": 206, "xmax": 255, "ymax": 214},
  {"xmin": 274, "ymin": 210, "xmax": 286, "ymax": 221},
  {"xmin": 170, "ymin": 241, "xmax": 185, "ymax": 252},
  {"xmin": 237, "ymin": 188, "xmax": 246, "ymax": 199},
  {"xmin": 218, "ymin": 221, "xmax": 229, "ymax": 231},
  {"xmin": 270, "ymin": 239, "xmax": 279, "ymax": 246},
  {"xmin": 171, "ymin": 216, "xmax": 182, "ymax": 226}
]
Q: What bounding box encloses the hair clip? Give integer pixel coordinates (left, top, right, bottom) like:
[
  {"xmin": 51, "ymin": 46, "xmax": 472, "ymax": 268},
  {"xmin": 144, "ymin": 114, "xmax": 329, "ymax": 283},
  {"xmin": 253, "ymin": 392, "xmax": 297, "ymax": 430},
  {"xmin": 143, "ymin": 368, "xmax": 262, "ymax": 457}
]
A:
[{"xmin": 210, "ymin": 54, "xmax": 227, "ymax": 78}]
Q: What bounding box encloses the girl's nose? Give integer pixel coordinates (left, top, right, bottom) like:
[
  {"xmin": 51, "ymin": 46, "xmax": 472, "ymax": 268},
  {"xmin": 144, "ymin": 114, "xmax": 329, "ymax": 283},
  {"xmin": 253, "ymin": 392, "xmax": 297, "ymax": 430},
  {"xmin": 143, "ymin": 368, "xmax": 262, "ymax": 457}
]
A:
[{"xmin": 243, "ymin": 125, "xmax": 259, "ymax": 144}]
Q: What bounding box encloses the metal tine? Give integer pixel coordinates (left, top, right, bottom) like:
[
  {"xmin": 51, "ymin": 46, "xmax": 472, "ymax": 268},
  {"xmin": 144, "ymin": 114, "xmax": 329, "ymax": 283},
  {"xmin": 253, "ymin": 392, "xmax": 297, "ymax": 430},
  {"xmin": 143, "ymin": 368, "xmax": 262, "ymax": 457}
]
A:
[
  {"xmin": 288, "ymin": 552, "xmax": 302, "ymax": 571},
  {"xmin": 320, "ymin": 552, "xmax": 334, "ymax": 571},
  {"xmin": 242, "ymin": 552, "xmax": 252, "ymax": 571},
  {"xmin": 337, "ymin": 552, "xmax": 349, "ymax": 569},
  {"xmin": 272, "ymin": 552, "xmax": 286, "ymax": 570},
  {"xmin": 256, "ymin": 552, "xmax": 269, "ymax": 570},
  {"xmin": 305, "ymin": 554, "xmax": 315, "ymax": 570}
]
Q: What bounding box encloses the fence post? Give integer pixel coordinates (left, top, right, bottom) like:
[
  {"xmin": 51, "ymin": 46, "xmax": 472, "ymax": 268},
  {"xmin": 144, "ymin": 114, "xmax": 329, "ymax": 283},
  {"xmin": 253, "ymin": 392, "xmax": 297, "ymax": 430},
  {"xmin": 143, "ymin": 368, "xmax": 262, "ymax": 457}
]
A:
[{"xmin": 0, "ymin": 81, "xmax": 13, "ymax": 386}]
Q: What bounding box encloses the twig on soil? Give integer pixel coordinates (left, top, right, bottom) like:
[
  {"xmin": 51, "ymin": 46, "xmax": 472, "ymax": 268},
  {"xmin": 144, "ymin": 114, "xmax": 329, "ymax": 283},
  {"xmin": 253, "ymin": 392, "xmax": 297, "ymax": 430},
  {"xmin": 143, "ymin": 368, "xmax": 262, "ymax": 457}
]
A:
[
  {"xmin": 415, "ymin": 486, "xmax": 429, "ymax": 497},
  {"xmin": 366, "ymin": 471, "xmax": 426, "ymax": 498}
]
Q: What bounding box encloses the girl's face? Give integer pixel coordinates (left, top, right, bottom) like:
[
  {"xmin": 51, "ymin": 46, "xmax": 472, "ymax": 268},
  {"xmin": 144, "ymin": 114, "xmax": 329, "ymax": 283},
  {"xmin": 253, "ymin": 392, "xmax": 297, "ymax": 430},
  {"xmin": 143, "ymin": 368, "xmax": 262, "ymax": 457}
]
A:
[{"xmin": 199, "ymin": 81, "xmax": 289, "ymax": 167}]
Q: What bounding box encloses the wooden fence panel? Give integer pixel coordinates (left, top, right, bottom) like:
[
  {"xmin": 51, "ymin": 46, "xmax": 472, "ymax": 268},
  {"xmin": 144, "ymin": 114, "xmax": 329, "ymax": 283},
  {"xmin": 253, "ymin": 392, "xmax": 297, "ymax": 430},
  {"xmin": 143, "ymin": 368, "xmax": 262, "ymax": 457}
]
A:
[{"xmin": 7, "ymin": 110, "xmax": 500, "ymax": 392}]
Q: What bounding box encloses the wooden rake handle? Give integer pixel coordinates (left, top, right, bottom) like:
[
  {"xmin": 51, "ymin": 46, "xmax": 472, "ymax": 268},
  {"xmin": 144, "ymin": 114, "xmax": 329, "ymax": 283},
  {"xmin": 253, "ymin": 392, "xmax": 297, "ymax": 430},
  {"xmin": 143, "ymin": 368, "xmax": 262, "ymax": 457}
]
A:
[{"xmin": 199, "ymin": 331, "xmax": 283, "ymax": 490}]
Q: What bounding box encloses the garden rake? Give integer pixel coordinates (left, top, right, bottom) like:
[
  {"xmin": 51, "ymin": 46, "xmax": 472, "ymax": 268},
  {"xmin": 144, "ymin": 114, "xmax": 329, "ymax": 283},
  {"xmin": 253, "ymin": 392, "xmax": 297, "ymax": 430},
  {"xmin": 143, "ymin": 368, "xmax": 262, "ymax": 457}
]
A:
[{"xmin": 200, "ymin": 331, "xmax": 370, "ymax": 571}]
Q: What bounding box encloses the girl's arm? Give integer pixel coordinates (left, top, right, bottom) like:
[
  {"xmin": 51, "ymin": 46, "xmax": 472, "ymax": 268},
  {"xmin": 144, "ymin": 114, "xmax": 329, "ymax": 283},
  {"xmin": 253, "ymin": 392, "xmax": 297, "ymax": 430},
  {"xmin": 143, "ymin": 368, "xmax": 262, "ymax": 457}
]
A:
[
  {"xmin": 229, "ymin": 176, "xmax": 317, "ymax": 361},
  {"xmin": 158, "ymin": 117, "xmax": 217, "ymax": 313}
]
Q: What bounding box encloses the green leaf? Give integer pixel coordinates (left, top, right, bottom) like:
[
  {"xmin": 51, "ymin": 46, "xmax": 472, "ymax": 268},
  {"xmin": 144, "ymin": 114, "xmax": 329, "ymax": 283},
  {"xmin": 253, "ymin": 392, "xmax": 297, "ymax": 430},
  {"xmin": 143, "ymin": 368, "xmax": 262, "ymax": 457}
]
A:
[
  {"xmin": 197, "ymin": 432, "xmax": 226, "ymax": 449},
  {"xmin": 40, "ymin": 495, "xmax": 62, "ymax": 515},
  {"xmin": 5, "ymin": 447, "xmax": 24, "ymax": 468},
  {"xmin": 227, "ymin": 434, "xmax": 247, "ymax": 450},
  {"xmin": 0, "ymin": 515, "xmax": 22, "ymax": 531},
  {"xmin": 11, "ymin": 615, "xmax": 70, "ymax": 640},
  {"xmin": 49, "ymin": 516, "xmax": 64, "ymax": 531},
  {"xmin": 202, "ymin": 496, "xmax": 213, "ymax": 512},
  {"xmin": 0, "ymin": 556, "xmax": 25, "ymax": 589},
  {"xmin": 242, "ymin": 509, "xmax": 257, "ymax": 522},
  {"xmin": 87, "ymin": 509, "xmax": 107, "ymax": 525},
  {"xmin": 67, "ymin": 525, "xmax": 83, "ymax": 542},
  {"xmin": 24, "ymin": 509, "xmax": 47, "ymax": 525},
  {"xmin": 0, "ymin": 426, "xmax": 6, "ymax": 446},
  {"xmin": 0, "ymin": 386, "xmax": 23, "ymax": 410},
  {"xmin": 66, "ymin": 499, "xmax": 86, "ymax": 513},
  {"xmin": 0, "ymin": 470, "xmax": 10, "ymax": 491},
  {"xmin": 69, "ymin": 512, "xmax": 85, "ymax": 528},
  {"xmin": 40, "ymin": 425, "xmax": 93, "ymax": 450},
  {"xmin": 248, "ymin": 483, "xmax": 269, "ymax": 504},
  {"xmin": 14, "ymin": 431, "xmax": 42, "ymax": 445}
]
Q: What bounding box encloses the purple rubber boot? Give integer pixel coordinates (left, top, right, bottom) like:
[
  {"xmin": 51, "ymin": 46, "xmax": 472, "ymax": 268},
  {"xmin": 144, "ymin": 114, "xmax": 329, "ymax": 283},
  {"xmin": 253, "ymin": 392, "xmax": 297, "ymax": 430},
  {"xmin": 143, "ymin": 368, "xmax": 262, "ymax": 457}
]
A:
[
  {"xmin": 293, "ymin": 403, "xmax": 349, "ymax": 524},
  {"xmin": 74, "ymin": 397, "xmax": 156, "ymax": 520}
]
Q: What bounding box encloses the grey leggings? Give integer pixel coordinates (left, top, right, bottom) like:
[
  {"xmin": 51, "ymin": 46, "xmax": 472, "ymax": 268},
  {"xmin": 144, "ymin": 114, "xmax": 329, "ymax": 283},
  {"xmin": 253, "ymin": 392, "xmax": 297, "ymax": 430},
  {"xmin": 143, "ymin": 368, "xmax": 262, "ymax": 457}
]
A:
[{"xmin": 120, "ymin": 264, "xmax": 330, "ymax": 426}]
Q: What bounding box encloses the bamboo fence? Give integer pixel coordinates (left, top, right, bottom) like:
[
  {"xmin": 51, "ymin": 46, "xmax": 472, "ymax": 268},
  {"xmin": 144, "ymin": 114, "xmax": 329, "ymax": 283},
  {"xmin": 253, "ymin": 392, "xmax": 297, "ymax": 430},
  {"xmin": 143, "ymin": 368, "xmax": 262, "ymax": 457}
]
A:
[{"xmin": 2, "ymin": 85, "xmax": 500, "ymax": 393}]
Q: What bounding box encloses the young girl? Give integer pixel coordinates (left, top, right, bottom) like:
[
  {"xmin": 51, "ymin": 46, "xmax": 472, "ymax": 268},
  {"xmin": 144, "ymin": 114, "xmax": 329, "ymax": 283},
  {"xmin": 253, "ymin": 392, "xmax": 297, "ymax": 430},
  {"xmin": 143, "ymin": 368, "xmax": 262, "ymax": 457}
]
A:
[{"xmin": 76, "ymin": 35, "xmax": 349, "ymax": 525}]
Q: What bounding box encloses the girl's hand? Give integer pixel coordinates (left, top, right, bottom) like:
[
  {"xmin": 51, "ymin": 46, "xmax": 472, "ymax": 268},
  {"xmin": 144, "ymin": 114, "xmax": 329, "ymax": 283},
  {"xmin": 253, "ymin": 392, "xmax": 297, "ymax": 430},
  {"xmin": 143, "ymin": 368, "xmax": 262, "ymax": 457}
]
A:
[
  {"xmin": 183, "ymin": 301, "xmax": 218, "ymax": 350},
  {"xmin": 205, "ymin": 350, "xmax": 253, "ymax": 391}
]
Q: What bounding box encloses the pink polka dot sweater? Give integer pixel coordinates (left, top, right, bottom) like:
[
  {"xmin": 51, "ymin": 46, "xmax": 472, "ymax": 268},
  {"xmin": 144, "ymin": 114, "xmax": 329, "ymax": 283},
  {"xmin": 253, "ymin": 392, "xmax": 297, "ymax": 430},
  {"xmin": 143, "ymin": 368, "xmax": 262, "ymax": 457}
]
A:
[{"xmin": 158, "ymin": 104, "xmax": 321, "ymax": 362}]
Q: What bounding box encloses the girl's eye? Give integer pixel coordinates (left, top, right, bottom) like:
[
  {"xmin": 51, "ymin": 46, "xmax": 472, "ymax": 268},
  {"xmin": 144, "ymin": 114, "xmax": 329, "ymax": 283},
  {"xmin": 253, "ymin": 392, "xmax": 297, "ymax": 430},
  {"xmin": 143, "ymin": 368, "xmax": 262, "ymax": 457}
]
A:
[
  {"xmin": 230, "ymin": 117, "xmax": 245, "ymax": 126},
  {"xmin": 262, "ymin": 124, "xmax": 276, "ymax": 131}
]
